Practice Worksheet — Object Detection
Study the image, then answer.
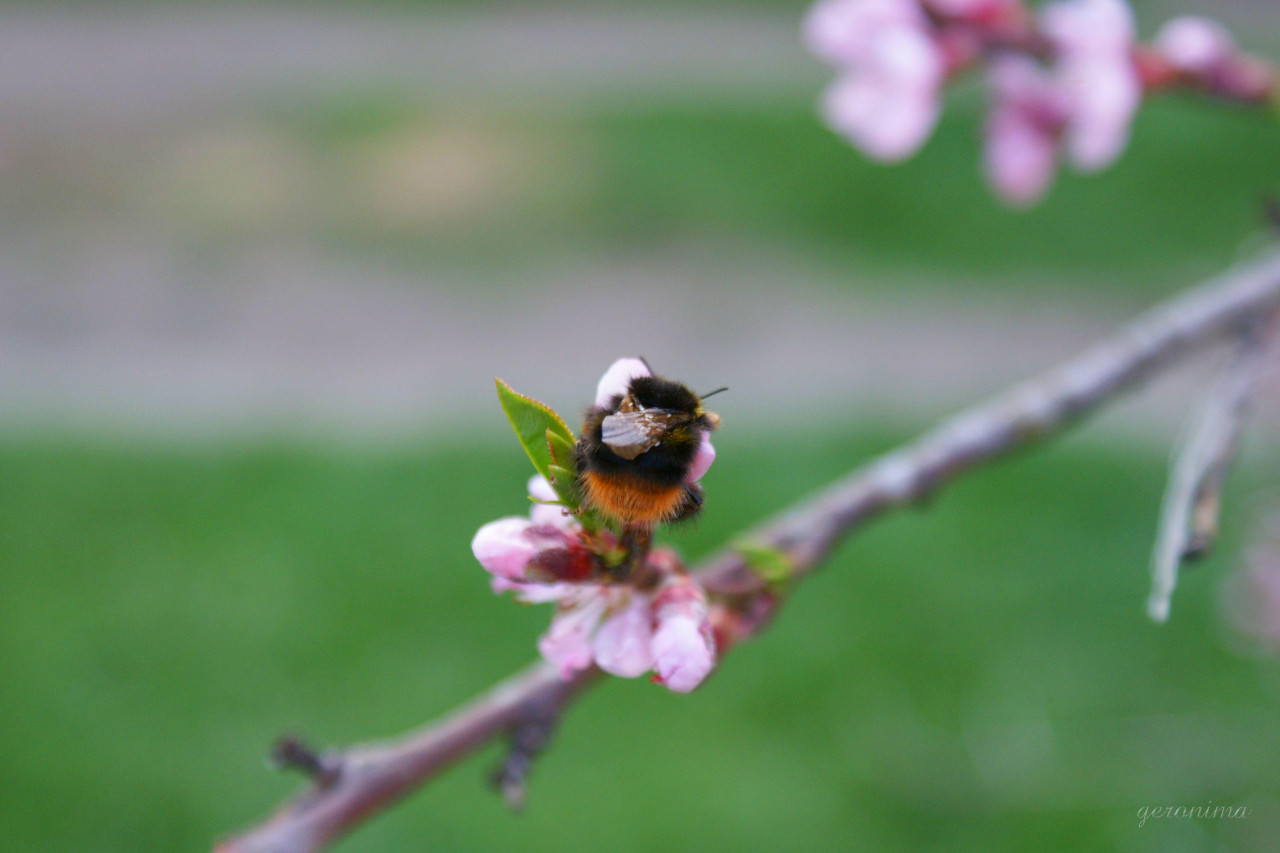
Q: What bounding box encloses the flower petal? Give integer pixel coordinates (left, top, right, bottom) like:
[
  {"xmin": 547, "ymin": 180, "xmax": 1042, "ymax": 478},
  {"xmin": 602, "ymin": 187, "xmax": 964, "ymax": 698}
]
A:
[
  {"xmin": 821, "ymin": 70, "xmax": 940, "ymax": 162},
  {"xmin": 1060, "ymin": 56, "xmax": 1140, "ymax": 171},
  {"xmin": 1155, "ymin": 16, "xmax": 1234, "ymax": 74},
  {"xmin": 528, "ymin": 474, "xmax": 577, "ymax": 531},
  {"xmin": 803, "ymin": 0, "xmax": 926, "ymax": 67},
  {"xmin": 470, "ymin": 517, "xmax": 537, "ymax": 580},
  {"xmin": 538, "ymin": 594, "xmax": 608, "ymax": 678},
  {"xmin": 491, "ymin": 576, "xmax": 577, "ymax": 603},
  {"xmin": 651, "ymin": 614, "xmax": 715, "ymax": 693},
  {"xmin": 684, "ymin": 433, "xmax": 716, "ymax": 484},
  {"xmin": 592, "ymin": 595, "xmax": 654, "ymax": 678},
  {"xmin": 595, "ymin": 358, "xmax": 651, "ymax": 408},
  {"xmin": 1042, "ymin": 0, "xmax": 1134, "ymax": 58},
  {"xmin": 984, "ymin": 108, "xmax": 1058, "ymax": 207},
  {"xmin": 650, "ymin": 575, "xmax": 716, "ymax": 693}
]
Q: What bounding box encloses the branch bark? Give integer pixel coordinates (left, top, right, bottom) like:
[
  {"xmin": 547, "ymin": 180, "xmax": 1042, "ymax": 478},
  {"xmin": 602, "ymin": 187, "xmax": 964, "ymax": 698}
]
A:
[
  {"xmin": 217, "ymin": 247, "xmax": 1280, "ymax": 853},
  {"xmin": 1148, "ymin": 312, "xmax": 1279, "ymax": 621}
]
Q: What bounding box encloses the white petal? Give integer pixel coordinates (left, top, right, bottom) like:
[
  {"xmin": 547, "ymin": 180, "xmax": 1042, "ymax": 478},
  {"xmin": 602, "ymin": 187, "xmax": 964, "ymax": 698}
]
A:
[{"xmin": 595, "ymin": 358, "xmax": 651, "ymax": 408}]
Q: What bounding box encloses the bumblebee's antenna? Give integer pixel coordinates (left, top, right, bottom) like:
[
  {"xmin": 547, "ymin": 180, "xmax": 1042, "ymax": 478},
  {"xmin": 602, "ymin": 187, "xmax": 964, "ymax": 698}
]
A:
[{"xmin": 700, "ymin": 386, "xmax": 729, "ymax": 400}]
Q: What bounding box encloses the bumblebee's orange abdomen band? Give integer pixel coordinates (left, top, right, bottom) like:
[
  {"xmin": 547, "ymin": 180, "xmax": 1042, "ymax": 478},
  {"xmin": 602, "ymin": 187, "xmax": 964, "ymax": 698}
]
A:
[{"xmin": 581, "ymin": 470, "xmax": 686, "ymax": 527}]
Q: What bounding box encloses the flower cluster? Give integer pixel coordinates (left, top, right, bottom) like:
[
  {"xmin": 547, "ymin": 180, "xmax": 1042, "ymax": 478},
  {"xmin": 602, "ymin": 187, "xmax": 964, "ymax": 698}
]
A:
[
  {"xmin": 470, "ymin": 359, "xmax": 718, "ymax": 692},
  {"xmin": 804, "ymin": 0, "xmax": 1266, "ymax": 206}
]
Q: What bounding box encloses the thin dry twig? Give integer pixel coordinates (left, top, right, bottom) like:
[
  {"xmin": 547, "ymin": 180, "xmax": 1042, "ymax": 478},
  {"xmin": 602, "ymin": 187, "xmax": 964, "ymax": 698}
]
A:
[
  {"xmin": 217, "ymin": 247, "xmax": 1280, "ymax": 853},
  {"xmin": 1148, "ymin": 313, "xmax": 1280, "ymax": 622}
]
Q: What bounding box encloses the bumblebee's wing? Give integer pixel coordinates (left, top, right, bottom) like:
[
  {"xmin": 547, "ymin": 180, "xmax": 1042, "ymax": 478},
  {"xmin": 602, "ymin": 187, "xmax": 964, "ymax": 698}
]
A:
[{"xmin": 601, "ymin": 409, "xmax": 677, "ymax": 460}]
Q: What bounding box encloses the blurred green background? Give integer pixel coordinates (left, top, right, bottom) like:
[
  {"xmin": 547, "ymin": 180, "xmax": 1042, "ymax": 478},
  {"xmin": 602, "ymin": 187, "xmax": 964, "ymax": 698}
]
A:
[{"xmin": 3, "ymin": 1, "xmax": 1280, "ymax": 851}]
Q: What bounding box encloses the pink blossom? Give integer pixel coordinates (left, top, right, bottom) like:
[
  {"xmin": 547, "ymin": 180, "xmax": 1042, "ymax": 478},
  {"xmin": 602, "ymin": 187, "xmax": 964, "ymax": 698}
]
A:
[
  {"xmin": 650, "ymin": 575, "xmax": 717, "ymax": 693},
  {"xmin": 1041, "ymin": 0, "xmax": 1140, "ymax": 171},
  {"xmin": 478, "ymin": 356, "xmax": 721, "ymax": 690},
  {"xmin": 685, "ymin": 433, "xmax": 716, "ymax": 484},
  {"xmin": 1154, "ymin": 16, "xmax": 1234, "ymax": 74},
  {"xmin": 1225, "ymin": 551, "xmax": 1280, "ymax": 651},
  {"xmin": 595, "ymin": 357, "xmax": 651, "ymax": 407},
  {"xmin": 591, "ymin": 594, "xmax": 654, "ymax": 677},
  {"xmin": 984, "ymin": 56, "xmax": 1062, "ymax": 206},
  {"xmin": 805, "ymin": 0, "xmax": 945, "ymax": 161},
  {"xmin": 538, "ymin": 591, "xmax": 610, "ymax": 677},
  {"xmin": 925, "ymin": 0, "xmax": 1018, "ymax": 21},
  {"xmin": 470, "ymin": 516, "xmax": 587, "ymax": 583},
  {"xmin": 804, "ymin": 0, "xmax": 924, "ymax": 66},
  {"xmin": 471, "ymin": 517, "xmax": 542, "ymax": 581},
  {"xmin": 1041, "ymin": 0, "xmax": 1133, "ymax": 57}
]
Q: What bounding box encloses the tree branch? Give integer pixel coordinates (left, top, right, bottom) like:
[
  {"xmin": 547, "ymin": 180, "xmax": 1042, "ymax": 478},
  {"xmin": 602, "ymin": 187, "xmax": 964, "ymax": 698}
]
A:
[
  {"xmin": 1148, "ymin": 312, "xmax": 1279, "ymax": 621},
  {"xmin": 216, "ymin": 247, "xmax": 1280, "ymax": 853}
]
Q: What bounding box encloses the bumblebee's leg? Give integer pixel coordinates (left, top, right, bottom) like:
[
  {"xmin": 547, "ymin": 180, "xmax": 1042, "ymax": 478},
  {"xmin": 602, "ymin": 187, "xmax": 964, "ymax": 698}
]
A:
[{"xmin": 669, "ymin": 483, "xmax": 703, "ymax": 523}]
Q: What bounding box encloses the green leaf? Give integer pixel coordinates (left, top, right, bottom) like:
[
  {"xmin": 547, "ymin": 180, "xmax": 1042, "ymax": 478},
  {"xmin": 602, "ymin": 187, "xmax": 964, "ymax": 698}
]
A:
[
  {"xmin": 547, "ymin": 429, "xmax": 577, "ymax": 472},
  {"xmin": 494, "ymin": 378, "xmax": 575, "ymax": 484},
  {"xmin": 734, "ymin": 541, "xmax": 796, "ymax": 592},
  {"xmin": 546, "ymin": 463, "xmax": 578, "ymax": 497}
]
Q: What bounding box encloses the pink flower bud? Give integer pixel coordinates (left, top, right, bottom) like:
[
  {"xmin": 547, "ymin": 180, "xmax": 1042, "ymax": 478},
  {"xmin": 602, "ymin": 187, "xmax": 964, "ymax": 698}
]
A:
[
  {"xmin": 684, "ymin": 433, "xmax": 716, "ymax": 484},
  {"xmin": 806, "ymin": 0, "xmax": 944, "ymax": 162},
  {"xmin": 592, "ymin": 595, "xmax": 654, "ymax": 678},
  {"xmin": 985, "ymin": 108, "xmax": 1057, "ymax": 207},
  {"xmin": 1154, "ymin": 16, "xmax": 1235, "ymax": 74},
  {"xmin": 595, "ymin": 357, "xmax": 651, "ymax": 408},
  {"xmin": 472, "ymin": 517, "xmax": 588, "ymax": 582},
  {"xmin": 1061, "ymin": 55, "xmax": 1140, "ymax": 171},
  {"xmin": 1042, "ymin": 0, "xmax": 1134, "ymax": 59},
  {"xmin": 651, "ymin": 576, "xmax": 716, "ymax": 693},
  {"xmin": 804, "ymin": 0, "xmax": 925, "ymax": 67},
  {"xmin": 822, "ymin": 68, "xmax": 941, "ymax": 162},
  {"xmin": 983, "ymin": 56, "xmax": 1061, "ymax": 206},
  {"xmin": 1042, "ymin": 0, "xmax": 1140, "ymax": 172},
  {"xmin": 471, "ymin": 517, "xmax": 540, "ymax": 581}
]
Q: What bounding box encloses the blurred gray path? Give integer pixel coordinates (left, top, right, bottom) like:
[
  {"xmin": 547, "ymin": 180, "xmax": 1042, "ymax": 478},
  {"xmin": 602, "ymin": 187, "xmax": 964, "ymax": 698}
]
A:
[
  {"xmin": 0, "ymin": 4, "xmax": 1276, "ymax": 441},
  {"xmin": 4, "ymin": 241, "xmax": 1273, "ymax": 440},
  {"xmin": 0, "ymin": 5, "xmax": 817, "ymax": 127}
]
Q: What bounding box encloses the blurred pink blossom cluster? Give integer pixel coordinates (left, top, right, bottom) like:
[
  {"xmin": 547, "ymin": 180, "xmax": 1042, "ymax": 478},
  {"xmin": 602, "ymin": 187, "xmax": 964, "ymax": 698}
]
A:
[
  {"xmin": 1225, "ymin": 546, "xmax": 1280, "ymax": 654},
  {"xmin": 804, "ymin": 0, "xmax": 1267, "ymax": 205},
  {"xmin": 470, "ymin": 359, "xmax": 718, "ymax": 692}
]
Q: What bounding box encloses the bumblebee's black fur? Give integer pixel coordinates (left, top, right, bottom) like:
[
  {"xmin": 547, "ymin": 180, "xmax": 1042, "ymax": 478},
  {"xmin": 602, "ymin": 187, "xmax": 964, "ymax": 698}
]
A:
[{"xmin": 574, "ymin": 374, "xmax": 717, "ymax": 522}]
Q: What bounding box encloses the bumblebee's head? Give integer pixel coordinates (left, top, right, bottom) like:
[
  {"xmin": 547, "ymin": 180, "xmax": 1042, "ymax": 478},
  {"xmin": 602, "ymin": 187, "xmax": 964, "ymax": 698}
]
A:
[{"xmin": 627, "ymin": 376, "xmax": 700, "ymax": 415}]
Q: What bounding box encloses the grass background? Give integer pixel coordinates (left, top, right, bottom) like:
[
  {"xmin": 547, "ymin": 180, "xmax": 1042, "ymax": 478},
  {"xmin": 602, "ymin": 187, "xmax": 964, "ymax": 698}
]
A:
[
  {"xmin": 4, "ymin": 1, "xmax": 1280, "ymax": 851},
  {"xmin": 3, "ymin": 428, "xmax": 1279, "ymax": 852}
]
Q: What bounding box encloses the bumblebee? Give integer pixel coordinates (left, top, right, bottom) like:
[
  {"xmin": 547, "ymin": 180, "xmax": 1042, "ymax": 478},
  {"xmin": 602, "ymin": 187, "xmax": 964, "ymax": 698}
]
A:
[{"xmin": 575, "ymin": 371, "xmax": 722, "ymax": 529}]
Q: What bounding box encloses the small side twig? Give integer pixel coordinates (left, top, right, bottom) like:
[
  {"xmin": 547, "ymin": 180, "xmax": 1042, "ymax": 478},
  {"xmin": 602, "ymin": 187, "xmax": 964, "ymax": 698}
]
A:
[
  {"xmin": 1148, "ymin": 314, "xmax": 1279, "ymax": 621},
  {"xmin": 271, "ymin": 735, "xmax": 341, "ymax": 788},
  {"xmin": 489, "ymin": 691, "xmax": 567, "ymax": 812}
]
